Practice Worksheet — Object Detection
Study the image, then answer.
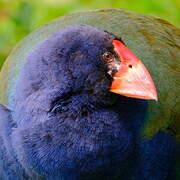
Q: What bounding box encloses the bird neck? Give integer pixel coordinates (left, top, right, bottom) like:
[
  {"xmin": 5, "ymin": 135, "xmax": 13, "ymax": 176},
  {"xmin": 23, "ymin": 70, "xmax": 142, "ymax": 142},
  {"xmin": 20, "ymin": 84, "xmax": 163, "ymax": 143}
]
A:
[{"xmin": 49, "ymin": 93, "xmax": 100, "ymax": 117}]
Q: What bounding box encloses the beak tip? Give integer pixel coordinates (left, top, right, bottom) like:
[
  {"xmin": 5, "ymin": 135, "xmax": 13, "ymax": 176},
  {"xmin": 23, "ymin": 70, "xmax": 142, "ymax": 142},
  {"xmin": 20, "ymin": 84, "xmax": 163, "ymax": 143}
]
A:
[
  {"xmin": 149, "ymin": 84, "xmax": 158, "ymax": 101},
  {"xmin": 152, "ymin": 91, "xmax": 158, "ymax": 101},
  {"xmin": 150, "ymin": 95, "xmax": 158, "ymax": 101}
]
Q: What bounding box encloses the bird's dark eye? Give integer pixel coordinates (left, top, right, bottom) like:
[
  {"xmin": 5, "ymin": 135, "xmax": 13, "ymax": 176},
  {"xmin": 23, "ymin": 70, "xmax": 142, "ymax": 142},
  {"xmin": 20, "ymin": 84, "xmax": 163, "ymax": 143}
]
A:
[{"xmin": 102, "ymin": 52, "xmax": 113, "ymax": 62}]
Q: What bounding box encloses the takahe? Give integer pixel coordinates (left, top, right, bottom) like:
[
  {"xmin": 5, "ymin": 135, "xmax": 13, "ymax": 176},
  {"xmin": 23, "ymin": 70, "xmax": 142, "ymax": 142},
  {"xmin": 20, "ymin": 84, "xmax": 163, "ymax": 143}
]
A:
[{"xmin": 0, "ymin": 9, "xmax": 179, "ymax": 180}]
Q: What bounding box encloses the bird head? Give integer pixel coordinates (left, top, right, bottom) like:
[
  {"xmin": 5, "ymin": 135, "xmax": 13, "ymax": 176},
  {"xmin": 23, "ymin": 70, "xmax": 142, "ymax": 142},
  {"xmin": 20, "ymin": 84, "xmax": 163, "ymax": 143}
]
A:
[
  {"xmin": 19, "ymin": 26, "xmax": 157, "ymax": 106},
  {"xmin": 21, "ymin": 25, "xmax": 157, "ymax": 107}
]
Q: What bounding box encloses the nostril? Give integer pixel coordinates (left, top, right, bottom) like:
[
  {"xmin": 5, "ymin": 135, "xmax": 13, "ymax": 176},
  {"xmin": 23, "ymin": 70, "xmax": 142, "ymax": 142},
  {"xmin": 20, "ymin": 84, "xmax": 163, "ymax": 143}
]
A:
[{"xmin": 128, "ymin": 64, "xmax": 132, "ymax": 68}]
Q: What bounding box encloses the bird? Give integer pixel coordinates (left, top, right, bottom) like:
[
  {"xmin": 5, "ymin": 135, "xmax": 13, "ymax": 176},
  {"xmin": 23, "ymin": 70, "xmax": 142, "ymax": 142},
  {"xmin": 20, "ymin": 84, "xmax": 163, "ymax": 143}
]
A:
[{"xmin": 0, "ymin": 9, "xmax": 179, "ymax": 180}]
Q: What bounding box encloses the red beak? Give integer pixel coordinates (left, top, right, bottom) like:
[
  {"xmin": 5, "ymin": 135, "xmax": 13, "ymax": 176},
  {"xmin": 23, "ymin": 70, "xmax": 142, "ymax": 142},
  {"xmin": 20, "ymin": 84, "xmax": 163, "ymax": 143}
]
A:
[{"xmin": 110, "ymin": 40, "xmax": 158, "ymax": 100}]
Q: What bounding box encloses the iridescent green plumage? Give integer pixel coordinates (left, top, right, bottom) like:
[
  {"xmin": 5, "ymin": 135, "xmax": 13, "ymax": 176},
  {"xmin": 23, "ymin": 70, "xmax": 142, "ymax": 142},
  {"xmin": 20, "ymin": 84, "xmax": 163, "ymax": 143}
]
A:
[{"xmin": 0, "ymin": 8, "xmax": 179, "ymax": 141}]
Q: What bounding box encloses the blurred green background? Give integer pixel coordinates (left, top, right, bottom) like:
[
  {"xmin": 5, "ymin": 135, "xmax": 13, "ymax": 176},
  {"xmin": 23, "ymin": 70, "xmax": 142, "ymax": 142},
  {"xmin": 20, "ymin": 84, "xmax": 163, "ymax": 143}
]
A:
[{"xmin": 0, "ymin": 0, "xmax": 179, "ymax": 69}]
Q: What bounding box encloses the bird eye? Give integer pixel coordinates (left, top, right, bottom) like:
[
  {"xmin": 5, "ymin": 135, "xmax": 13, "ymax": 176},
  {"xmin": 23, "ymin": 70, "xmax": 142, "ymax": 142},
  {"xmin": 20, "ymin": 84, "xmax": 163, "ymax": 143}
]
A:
[{"xmin": 102, "ymin": 52, "xmax": 113, "ymax": 62}]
